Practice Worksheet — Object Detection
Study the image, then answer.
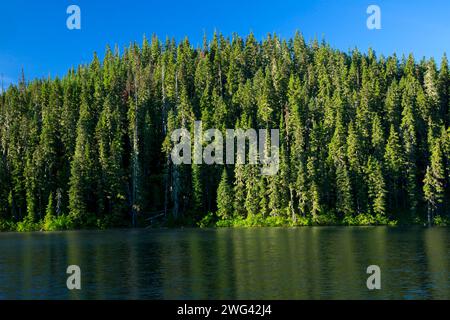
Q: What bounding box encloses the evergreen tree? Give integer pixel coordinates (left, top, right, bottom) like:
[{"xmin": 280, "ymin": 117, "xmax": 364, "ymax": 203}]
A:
[
  {"xmin": 216, "ymin": 168, "xmax": 234, "ymax": 219},
  {"xmin": 366, "ymin": 157, "xmax": 387, "ymax": 217},
  {"xmin": 68, "ymin": 76, "xmax": 100, "ymax": 225},
  {"xmin": 0, "ymin": 33, "xmax": 449, "ymax": 229},
  {"xmin": 423, "ymin": 139, "xmax": 445, "ymax": 224},
  {"xmin": 335, "ymin": 164, "xmax": 354, "ymax": 217},
  {"xmin": 371, "ymin": 114, "xmax": 385, "ymax": 160},
  {"xmin": 384, "ymin": 125, "xmax": 405, "ymax": 213}
]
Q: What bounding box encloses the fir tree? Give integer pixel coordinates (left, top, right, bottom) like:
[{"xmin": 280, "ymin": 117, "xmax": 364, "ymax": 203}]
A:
[
  {"xmin": 423, "ymin": 139, "xmax": 446, "ymax": 224},
  {"xmin": 216, "ymin": 168, "xmax": 234, "ymax": 219}
]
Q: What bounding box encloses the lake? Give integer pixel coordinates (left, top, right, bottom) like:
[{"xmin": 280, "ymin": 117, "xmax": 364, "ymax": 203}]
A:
[{"xmin": 0, "ymin": 227, "xmax": 449, "ymax": 299}]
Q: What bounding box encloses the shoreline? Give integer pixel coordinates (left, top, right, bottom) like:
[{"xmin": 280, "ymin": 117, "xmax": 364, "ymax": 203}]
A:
[{"xmin": 1, "ymin": 213, "xmax": 448, "ymax": 233}]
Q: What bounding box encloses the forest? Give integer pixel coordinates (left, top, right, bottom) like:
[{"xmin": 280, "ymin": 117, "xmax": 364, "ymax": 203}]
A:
[{"xmin": 0, "ymin": 32, "xmax": 449, "ymax": 231}]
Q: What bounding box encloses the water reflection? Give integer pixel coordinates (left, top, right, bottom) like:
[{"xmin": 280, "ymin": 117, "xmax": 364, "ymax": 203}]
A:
[{"xmin": 0, "ymin": 227, "xmax": 448, "ymax": 299}]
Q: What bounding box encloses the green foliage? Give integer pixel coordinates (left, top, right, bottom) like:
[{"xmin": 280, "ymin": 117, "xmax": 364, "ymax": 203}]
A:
[
  {"xmin": 343, "ymin": 213, "xmax": 396, "ymax": 226},
  {"xmin": 16, "ymin": 216, "xmax": 41, "ymax": 232},
  {"xmin": 423, "ymin": 138, "xmax": 446, "ymax": 224},
  {"xmin": 197, "ymin": 212, "xmax": 216, "ymax": 228},
  {"xmin": 0, "ymin": 33, "xmax": 449, "ymax": 231},
  {"xmin": 312, "ymin": 213, "xmax": 339, "ymax": 226},
  {"xmin": 433, "ymin": 215, "xmax": 450, "ymax": 226},
  {"xmin": 43, "ymin": 214, "xmax": 74, "ymax": 231},
  {"xmin": 215, "ymin": 214, "xmax": 312, "ymax": 227},
  {"xmin": 365, "ymin": 157, "xmax": 387, "ymax": 216},
  {"xmin": 216, "ymin": 169, "xmax": 234, "ymax": 219},
  {"xmin": 0, "ymin": 220, "xmax": 16, "ymax": 232}
]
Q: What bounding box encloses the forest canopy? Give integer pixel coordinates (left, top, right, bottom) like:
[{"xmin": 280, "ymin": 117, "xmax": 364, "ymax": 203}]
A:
[{"xmin": 0, "ymin": 32, "xmax": 449, "ymax": 231}]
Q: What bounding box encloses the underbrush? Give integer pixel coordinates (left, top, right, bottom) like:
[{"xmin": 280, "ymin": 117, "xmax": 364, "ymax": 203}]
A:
[{"xmin": 212, "ymin": 212, "xmax": 397, "ymax": 228}]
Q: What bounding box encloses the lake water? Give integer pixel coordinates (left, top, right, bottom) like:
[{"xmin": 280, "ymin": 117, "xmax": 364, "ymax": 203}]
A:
[{"xmin": 0, "ymin": 227, "xmax": 449, "ymax": 299}]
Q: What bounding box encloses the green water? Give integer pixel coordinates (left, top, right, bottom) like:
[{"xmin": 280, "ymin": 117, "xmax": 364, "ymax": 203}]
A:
[{"xmin": 0, "ymin": 227, "xmax": 449, "ymax": 299}]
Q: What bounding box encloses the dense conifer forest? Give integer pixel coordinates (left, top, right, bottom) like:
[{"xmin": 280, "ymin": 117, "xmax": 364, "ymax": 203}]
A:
[{"xmin": 1, "ymin": 32, "xmax": 449, "ymax": 231}]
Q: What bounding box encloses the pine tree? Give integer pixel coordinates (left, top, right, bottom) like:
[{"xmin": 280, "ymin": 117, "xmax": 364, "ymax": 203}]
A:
[
  {"xmin": 233, "ymin": 163, "xmax": 247, "ymax": 218},
  {"xmin": 423, "ymin": 139, "xmax": 445, "ymax": 224},
  {"xmin": 244, "ymin": 163, "xmax": 260, "ymax": 217},
  {"xmin": 97, "ymin": 93, "xmax": 126, "ymax": 224},
  {"xmin": 216, "ymin": 168, "xmax": 234, "ymax": 219},
  {"xmin": 45, "ymin": 192, "xmax": 55, "ymax": 218},
  {"xmin": 400, "ymin": 79, "xmax": 420, "ymax": 214},
  {"xmin": 371, "ymin": 114, "xmax": 385, "ymax": 160},
  {"xmin": 1, "ymin": 33, "xmax": 450, "ymax": 229},
  {"xmin": 385, "ymin": 80, "xmax": 401, "ymax": 127},
  {"xmin": 347, "ymin": 122, "xmax": 367, "ymax": 213},
  {"xmin": 335, "ymin": 164, "xmax": 354, "ymax": 217},
  {"xmin": 307, "ymin": 155, "xmax": 322, "ymax": 220},
  {"xmin": 68, "ymin": 75, "xmax": 100, "ymax": 225},
  {"xmin": 438, "ymin": 54, "xmax": 449, "ymax": 124},
  {"xmin": 0, "ymin": 152, "xmax": 8, "ymax": 219},
  {"xmin": 384, "ymin": 125, "xmax": 405, "ymax": 213},
  {"xmin": 424, "ymin": 59, "xmax": 440, "ymax": 124},
  {"xmin": 191, "ymin": 163, "xmax": 204, "ymax": 218},
  {"xmin": 366, "ymin": 157, "xmax": 386, "ymax": 217}
]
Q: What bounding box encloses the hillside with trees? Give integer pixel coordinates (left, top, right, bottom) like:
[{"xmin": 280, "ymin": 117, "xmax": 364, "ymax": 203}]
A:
[{"xmin": 0, "ymin": 32, "xmax": 449, "ymax": 231}]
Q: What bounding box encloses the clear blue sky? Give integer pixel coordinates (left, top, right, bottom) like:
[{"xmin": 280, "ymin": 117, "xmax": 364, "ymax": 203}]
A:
[{"xmin": 1, "ymin": 0, "xmax": 449, "ymax": 90}]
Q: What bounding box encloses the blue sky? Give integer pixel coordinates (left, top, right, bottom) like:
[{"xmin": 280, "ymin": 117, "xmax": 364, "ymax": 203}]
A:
[{"xmin": 1, "ymin": 0, "xmax": 449, "ymax": 90}]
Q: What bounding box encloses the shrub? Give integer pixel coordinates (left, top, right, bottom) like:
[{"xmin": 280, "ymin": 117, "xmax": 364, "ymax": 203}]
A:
[
  {"xmin": 16, "ymin": 216, "xmax": 41, "ymax": 232},
  {"xmin": 197, "ymin": 212, "xmax": 216, "ymax": 228},
  {"xmin": 434, "ymin": 215, "xmax": 450, "ymax": 226},
  {"xmin": 0, "ymin": 220, "xmax": 15, "ymax": 231},
  {"xmin": 43, "ymin": 214, "xmax": 74, "ymax": 231},
  {"xmin": 313, "ymin": 213, "xmax": 338, "ymax": 225}
]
